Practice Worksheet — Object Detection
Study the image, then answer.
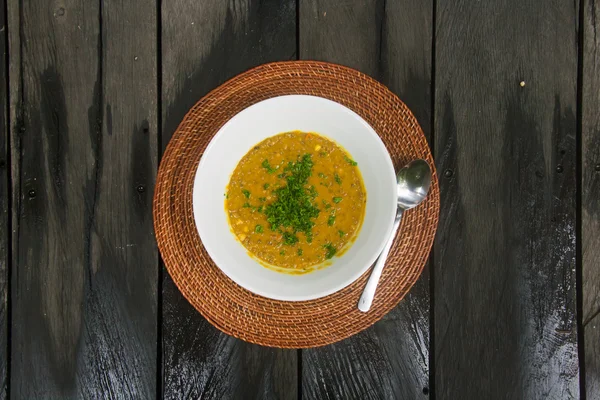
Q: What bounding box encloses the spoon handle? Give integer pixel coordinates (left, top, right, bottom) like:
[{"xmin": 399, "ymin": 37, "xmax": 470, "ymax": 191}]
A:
[{"xmin": 358, "ymin": 209, "xmax": 403, "ymax": 312}]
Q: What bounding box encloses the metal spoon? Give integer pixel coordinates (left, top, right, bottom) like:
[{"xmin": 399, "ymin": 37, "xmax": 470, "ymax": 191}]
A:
[{"xmin": 358, "ymin": 159, "xmax": 432, "ymax": 312}]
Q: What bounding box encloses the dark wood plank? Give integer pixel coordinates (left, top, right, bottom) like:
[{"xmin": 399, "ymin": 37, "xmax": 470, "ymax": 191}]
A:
[
  {"xmin": 0, "ymin": 0, "xmax": 8, "ymax": 397},
  {"xmin": 300, "ymin": 1, "xmax": 433, "ymax": 398},
  {"xmin": 161, "ymin": 1, "xmax": 297, "ymax": 398},
  {"xmin": 582, "ymin": 0, "xmax": 600, "ymax": 397},
  {"xmin": 8, "ymin": 0, "xmax": 158, "ymax": 397},
  {"xmin": 434, "ymin": 1, "xmax": 579, "ymax": 398},
  {"xmin": 98, "ymin": 0, "xmax": 159, "ymax": 395}
]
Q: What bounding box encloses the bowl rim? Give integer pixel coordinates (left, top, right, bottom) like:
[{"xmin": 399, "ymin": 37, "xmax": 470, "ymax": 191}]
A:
[{"xmin": 193, "ymin": 94, "xmax": 397, "ymax": 301}]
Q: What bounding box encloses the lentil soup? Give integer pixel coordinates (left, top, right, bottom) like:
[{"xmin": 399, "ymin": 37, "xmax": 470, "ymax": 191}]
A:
[{"xmin": 225, "ymin": 131, "xmax": 366, "ymax": 273}]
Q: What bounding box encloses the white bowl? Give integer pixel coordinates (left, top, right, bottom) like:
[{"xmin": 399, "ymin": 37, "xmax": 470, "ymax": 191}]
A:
[{"xmin": 193, "ymin": 95, "xmax": 397, "ymax": 301}]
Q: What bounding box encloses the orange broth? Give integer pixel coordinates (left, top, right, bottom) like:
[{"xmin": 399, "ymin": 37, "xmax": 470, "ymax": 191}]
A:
[{"xmin": 225, "ymin": 131, "xmax": 366, "ymax": 272}]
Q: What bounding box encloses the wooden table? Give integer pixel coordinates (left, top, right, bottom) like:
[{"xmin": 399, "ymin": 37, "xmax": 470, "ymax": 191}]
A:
[{"xmin": 0, "ymin": 0, "xmax": 598, "ymax": 399}]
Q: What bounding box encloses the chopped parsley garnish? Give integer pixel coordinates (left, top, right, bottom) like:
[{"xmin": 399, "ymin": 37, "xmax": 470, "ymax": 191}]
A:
[
  {"xmin": 344, "ymin": 155, "xmax": 358, "ymax": 166},
  {"xmin": 323, "ymin": 243, "xmax": 337, "ymax": 259},
  {"xmin": 280, "ymin": 250, "xmax": 285, "ymax": 256},
  {"xmin": 263, "ymin": 183, "xmax": 270, "ymax": 189},
  {"xmin": 257, "ymin": 205, "xmax": 264, "ymax": 213},
  {"xmin": 328, "ymin": 214, "xmax": 336, "ymax": 226},
  {"xmin": 283, "ymin": 231, "xmax": 299, "ymax": 246},
  {"xmin": 333, "ymin": 197, "xmax": 343, "ymax": 203},
  {"xmin": 264, "ymin": 154, "xmax": 320, "ymax": 241},
  {"xmin": 255, "ymin": 224, "xmax": 264, "ymax": 233},
  {"xmin": 262, "ymin": 159, "xmax": 277, "ymax": 174},
  {"xmin": 259, "ymin": 197, "xmax": 266, "ymax": 202},
  {"xmin": 318, "ymin": 172, "xmax": 326, "ymax": 178},
  {"xmin": 242, "ymin": 189, "xmax": 251, "ymax": 198},
  {"xmin": 338, "ymin": 230, "xmax": 345, "ymax": 237},
  {"xmin": 297, "ymin": 248, "xmax": 303, "ymax": 256},
  {"xmin": 224, "ymin": 192, "xmax": 229, "ymax": 199},
  {"xmin": 334, "ymin": 173, "xmax": 342, "ymax": 184},
  {"xmin": 243, "ymin": 202, "xmax": 251, "ymax": 208}
]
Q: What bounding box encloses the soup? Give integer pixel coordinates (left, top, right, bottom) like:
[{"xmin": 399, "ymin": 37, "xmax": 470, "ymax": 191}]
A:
[{"xmin": 225, "ymin": 131, "xmax": 366, "ymax": 272}]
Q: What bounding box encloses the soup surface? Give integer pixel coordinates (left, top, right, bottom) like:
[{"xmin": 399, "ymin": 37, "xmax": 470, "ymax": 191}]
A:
[{"xmin": 226, "ymin": 131, "xmax": 366, "ymax": 272}]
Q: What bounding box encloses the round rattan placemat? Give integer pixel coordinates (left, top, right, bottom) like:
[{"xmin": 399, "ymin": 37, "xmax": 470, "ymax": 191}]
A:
[{"xmin": 154, "ymin": 61, "xmax": 439, "ymax": 348}]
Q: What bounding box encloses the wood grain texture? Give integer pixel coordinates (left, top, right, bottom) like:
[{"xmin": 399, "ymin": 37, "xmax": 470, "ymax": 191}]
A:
[
  {"xmin": 0, "ymin": 0, "xmax": 7, "ymax": 397},
  {"xmin": 434, "ymin": 1, "xmax": 579, "ymax": 398},
  {"xmin": 300, "ymin": 0, "xmax": 433, "ymax": 398},
  {"xmin": 582, "ymin": 0, "xmax": 600, "ymax": 397},
  {"xmin": 8, "ymin": 0, "xmax": 158, "ymax": 397},
  {"xmin": 160, "ymin": 1, "xmax": 297, "ymax": 398}
]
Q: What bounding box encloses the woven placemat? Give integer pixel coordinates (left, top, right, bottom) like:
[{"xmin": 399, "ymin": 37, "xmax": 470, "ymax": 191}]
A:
[{"xmin": 154, "ymin": 61, "xmax": 439, "ymax": 348}]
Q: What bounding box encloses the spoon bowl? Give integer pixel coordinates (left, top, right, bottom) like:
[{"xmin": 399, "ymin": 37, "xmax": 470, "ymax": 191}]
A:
[{"xmin": 397, "ymin": 159, "xmax": 432, "ymax": 209}]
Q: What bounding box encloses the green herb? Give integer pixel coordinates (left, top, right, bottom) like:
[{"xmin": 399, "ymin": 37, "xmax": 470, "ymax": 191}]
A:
[
  {"xmin": 318, "ymin": 172, "xmax": 326, "ymax": 178},
  {"xmin": 259, "ymin": 197, "xmax": 266, "ymax": 202},
  {"xmin": 333, "ymin": 197, "xmax": 343, "ymax": 203},
  {"xmin": 344, "ymin": 155, "xmax": 358, "ymax": 166},
  {"xmin": 306, "ymin": 233, "xmax": 313, "ymax": 243},
  {"xmin": 243, "ymin": 202, "xmax": 251, "ymax": 208},
  {"xmin": 264, "ymin": 154, "xmax": 320, "ymax": 240},
  {"xmin": 283, "ymin": 231, "xmax": 299, "ymax": 246},
  {"xmin": 280, "ymin": 250, "xmax": 286, "ymax": 256},
  {"xmin": 257, "ymin": 205, "xmax": 264, "ymax": 213},
  {"xmin": 338, "ymin": 230, "xmax": 345, "ymax": 237},
  {"xmin": 242, "ymin": 189, "xmax": 251, "ymax": 198},
  {"xmin": 309, "ymin": 185, "xmax": 318, "ymax": 199},
  {"xmin": 297, "ymin": 248, "xmax": 303, "ymax": 256},
  {"xmin": 255, "ymin": 224, "xmax": 264, "ymax": 233},
  {"xmin": 224, "ymin": 192, "xmax": 229, "ymax": 199},
  {"xmin": 277, "ymin": 173, "xmax": 287, "ymax": 179},
  {"xmin": 328, "ymin": 214, "xmax": 336, "ymax": 226},
  {"xmin": 262, "ymin": 159, "xmax": 277, "ymax": 174},
  {"xmin": 319, "ymin": 151, "xmax": 327, "ymax": 157},
  {"xmin": 263, "ymin": 183, "xmax": 270, "ymax": 189},
  {"xmin": 323, "ymin": 243, "xmax": 337, "ymax": 259},
  {"xmin": 334, "ymin": 173, "xmax": 342, "ymax": 184}
]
